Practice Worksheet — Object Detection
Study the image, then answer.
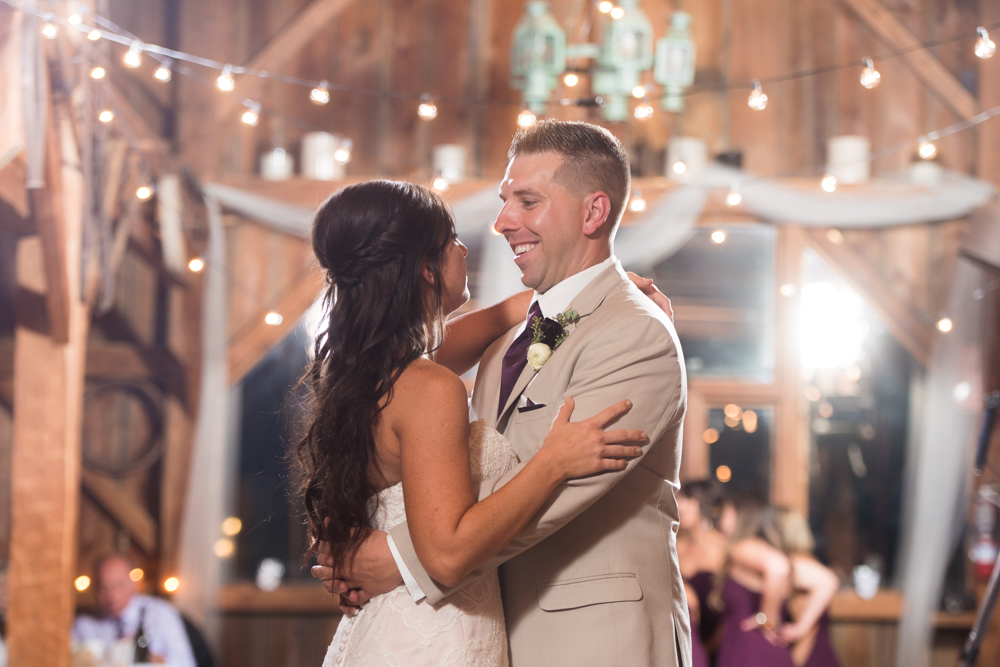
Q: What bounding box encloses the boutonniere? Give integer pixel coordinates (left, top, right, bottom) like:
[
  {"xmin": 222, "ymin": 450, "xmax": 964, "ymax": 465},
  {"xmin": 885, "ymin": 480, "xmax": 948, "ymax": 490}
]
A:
[{"xmin": 527, "ymin": 308, "xmax": 579, "ymax": 370}]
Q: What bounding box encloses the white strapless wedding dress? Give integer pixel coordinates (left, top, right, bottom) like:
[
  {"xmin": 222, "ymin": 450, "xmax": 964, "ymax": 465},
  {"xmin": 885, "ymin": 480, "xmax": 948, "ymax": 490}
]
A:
[{"xmin": 323, "ymin": 419, "xmax": 519, "ymax": 667}]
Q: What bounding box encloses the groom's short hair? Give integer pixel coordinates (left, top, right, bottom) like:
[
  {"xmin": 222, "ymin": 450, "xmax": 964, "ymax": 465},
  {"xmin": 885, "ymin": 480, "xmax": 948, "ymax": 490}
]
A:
[{"xmin": 508, "ymin": 120, "xmax": 631, "ymax": 233}]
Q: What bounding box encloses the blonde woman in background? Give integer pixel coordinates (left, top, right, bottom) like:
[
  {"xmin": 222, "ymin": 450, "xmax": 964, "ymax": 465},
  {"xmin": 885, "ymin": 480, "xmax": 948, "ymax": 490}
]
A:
[{"xmin": 778, "ymin": 509, "xmax": 841, "ymax": 667}]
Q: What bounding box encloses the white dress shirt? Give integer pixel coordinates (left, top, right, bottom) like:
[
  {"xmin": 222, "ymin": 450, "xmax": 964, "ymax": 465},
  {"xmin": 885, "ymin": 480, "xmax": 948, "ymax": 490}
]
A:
[
  {"xmin": 389, "ymin": 256, "xmax": 618, "ymax": 602},
  {"xmin": 72, "ymin": 594, "xmax": 196, "ymax": 667}
]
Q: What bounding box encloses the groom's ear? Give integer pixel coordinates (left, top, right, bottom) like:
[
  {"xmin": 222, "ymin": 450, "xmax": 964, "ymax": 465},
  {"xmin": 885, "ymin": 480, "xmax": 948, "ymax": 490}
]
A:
[{"xmin": 581, "ymin": 191, "xmax": 612, "ymax": 236}]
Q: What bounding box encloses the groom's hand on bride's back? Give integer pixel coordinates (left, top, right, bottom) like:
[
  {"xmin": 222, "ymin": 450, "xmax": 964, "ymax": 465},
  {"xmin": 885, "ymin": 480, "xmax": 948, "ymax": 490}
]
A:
[
  {"xmin": 626, "ymin": 272, "xmax": 673, "ymax": 321},
  {"xmin": 311, "ymin": 528, "xmax": 402, "ymax": 613}
]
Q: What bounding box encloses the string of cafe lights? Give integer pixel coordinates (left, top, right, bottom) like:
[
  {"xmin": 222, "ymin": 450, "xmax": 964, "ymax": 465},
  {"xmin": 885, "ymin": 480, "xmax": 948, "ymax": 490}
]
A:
[{"xmin": 9, "ymin": 0, "xmax": 1000, "ymax": 335}]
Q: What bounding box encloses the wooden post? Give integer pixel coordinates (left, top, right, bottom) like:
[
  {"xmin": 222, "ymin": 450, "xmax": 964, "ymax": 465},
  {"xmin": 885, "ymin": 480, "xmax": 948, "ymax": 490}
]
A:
[
  {"xmin": 8, "ymin": 107, "xmax": 88, "ymax": 666},
  {"xmin": 772, "ymin": 226, "xmax": 808, "ymax": 514}
]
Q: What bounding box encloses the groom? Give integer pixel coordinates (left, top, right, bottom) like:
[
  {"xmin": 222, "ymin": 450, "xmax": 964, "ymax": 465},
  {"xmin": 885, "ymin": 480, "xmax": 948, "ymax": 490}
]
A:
[{"xmin": 317, "ymin": 120, "xmax": 691, "ymax": 666}]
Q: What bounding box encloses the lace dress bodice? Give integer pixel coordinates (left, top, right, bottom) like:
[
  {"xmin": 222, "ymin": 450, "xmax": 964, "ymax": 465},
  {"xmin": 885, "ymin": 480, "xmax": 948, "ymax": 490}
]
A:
[{"xmin": 324, "ymin": 419, "xmax": 519, "ymax": 667}]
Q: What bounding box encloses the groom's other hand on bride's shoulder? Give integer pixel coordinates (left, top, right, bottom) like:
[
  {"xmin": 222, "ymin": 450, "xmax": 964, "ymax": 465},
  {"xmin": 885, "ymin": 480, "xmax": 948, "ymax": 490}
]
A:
[
  {"xmin": 311, "ymin": 528, "xmax": 403, "ymax": 613},
  {"xmin": 626, "ymin": 272, "xmax": 673, "ymax": 321}
]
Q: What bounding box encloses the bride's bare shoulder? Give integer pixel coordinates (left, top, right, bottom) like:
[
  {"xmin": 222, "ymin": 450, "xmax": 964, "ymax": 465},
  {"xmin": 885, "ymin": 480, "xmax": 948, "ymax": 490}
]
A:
[{"xmin": 391, "ymin": 358, "xmax": 468, "ymax": 414}]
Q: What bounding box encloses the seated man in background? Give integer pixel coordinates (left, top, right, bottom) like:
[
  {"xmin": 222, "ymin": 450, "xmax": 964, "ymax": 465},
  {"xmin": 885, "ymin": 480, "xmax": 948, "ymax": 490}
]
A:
[{"xmin": 73, "ymin": 554, "xmax": 195, "ymax": 667}]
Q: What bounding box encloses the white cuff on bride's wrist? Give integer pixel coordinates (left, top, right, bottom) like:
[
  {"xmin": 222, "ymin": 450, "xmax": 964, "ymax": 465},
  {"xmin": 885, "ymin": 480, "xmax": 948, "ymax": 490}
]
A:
[{"xmin": 387, "ymin": 534, "xmax": 426, "ymax": 602}]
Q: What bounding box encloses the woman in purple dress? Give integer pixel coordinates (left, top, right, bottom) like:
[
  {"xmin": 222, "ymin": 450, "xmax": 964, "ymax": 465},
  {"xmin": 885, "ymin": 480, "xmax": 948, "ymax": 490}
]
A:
[
  {"xmin": 715, "ymin": 498, "xmax": 841, "ymax": 667},
  {"xmin": 677, "ymin": 480, "xmax": 730, "ymax": 665}
]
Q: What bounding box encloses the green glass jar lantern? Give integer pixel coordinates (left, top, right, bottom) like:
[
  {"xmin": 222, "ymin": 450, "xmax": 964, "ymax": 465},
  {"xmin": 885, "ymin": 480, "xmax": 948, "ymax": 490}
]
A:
[
  {"xmin": 595, "ymin": 0, "xmax": 654, "ymax": 121},
  {"xmin": 654, "ymin": 11, "xmax": 696, "ymax": 113},
  {"xmin": 510, "ymin": 1, "xmax": 567, "ymax": 115}
]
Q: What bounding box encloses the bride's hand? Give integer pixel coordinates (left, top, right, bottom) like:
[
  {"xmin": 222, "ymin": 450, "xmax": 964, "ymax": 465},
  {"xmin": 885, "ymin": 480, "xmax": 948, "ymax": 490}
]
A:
[
  {"xmin": 536, "ymin": 397, "xmax": 647, "ymax": 481},
  {"xmin": 627, "ymin": 272, "xmax": 673, "ymax": 321}
]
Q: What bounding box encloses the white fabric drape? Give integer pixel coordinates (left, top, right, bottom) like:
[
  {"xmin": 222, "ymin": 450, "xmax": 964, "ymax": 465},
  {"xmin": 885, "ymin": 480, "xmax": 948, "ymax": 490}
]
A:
[
  {"xmin": 174, "ymin": 195, "xmax": 236, "ymax": 648},
  {"xmin": 894, "ymin": 259, "xmax": 992, "ymax": 667}
]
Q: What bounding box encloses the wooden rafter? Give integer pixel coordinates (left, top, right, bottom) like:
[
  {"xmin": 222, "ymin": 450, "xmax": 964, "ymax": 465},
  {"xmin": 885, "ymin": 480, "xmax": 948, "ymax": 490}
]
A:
[
  {"xmin": 228, "ymin": 266, "xmax": 324, "ymax": 385},
  {"xmin": 214, "ymin": 0, "xmax": 354, "ymax": 124},
  {"xmin": 81, "ymin": 470, "xmax": 158, "ymax": 555},
  {"xmin": 805, "ymin": 228, "xmax": 933, "ymax": 367},
  {"xmin": 840, "ymin": 0, "xmax": 979, "ymax": 120}
]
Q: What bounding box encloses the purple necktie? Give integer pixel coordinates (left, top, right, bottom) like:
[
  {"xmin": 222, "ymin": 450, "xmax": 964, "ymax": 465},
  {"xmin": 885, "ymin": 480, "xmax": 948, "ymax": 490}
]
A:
[{"xmin": 498, "ymin": 302, "xmax": 543, "ymax": 418}]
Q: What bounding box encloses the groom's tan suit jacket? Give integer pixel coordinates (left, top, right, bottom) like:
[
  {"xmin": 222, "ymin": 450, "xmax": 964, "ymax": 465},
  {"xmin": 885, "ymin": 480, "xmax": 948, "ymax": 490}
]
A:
[{"xmin": 389, "ymin": 262, "xmax": 691, "ymax": 666}]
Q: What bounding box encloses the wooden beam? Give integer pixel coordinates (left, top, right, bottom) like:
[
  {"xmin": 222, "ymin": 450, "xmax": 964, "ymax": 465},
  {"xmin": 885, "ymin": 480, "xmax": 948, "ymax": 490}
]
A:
[
  {"xmin": 29, "ymin": 82, "xmax": 71, "ymax": 344},
  {"xmin": 839, "ymin": 0, "xmax": 979, "ymax": 120},
  {"xmin": 228, "ymin": 267, "xmax": 323, "ymax": 385},
  {"xmin": 772, "ymin": 227, "xmax": 809, "ymax": 514},
  {"xmin": 80, "ymin": 470, "xmax": 158, "ymax": 555},
  {"xmin": 806, "ymin": 229, "xmax": 934, "ymax": 367},
  {"xmin": 0, "ymin": 154, "xmax": 29, "ymax": 221},
  {"xmin": 8, "ymin": 109, "xmax": 88, "ymax": 667},
  {"xmin": 214, "ymin": 0, "xmax": 354, "ymax": 124}
]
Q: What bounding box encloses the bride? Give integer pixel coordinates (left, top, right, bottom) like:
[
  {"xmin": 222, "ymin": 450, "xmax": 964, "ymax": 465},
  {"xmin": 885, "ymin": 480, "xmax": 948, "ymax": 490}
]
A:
[{"xmin": 295, "ymin": 180, "xmax": 654, "ymax": 666}]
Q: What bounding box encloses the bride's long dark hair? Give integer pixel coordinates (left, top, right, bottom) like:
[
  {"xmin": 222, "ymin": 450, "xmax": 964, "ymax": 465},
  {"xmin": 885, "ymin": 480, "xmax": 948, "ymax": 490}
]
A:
[{"xmin": 295, "ymin": 180, "xmax": 456, "ymax": 568}]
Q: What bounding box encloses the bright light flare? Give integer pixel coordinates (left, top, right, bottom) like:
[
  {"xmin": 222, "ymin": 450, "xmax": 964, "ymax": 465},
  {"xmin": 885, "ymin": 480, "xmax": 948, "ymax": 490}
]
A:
[
  {"xmin": 90, "ymin": 66, "xmax": 106, "ymax": 80},
  {"xmin": 517, "ymin": 109, "xmax": 537, "ymax": 128},
  {"xmin": 74, "ymin": 575, "xmax": 91, "ymax": 591},
  {"xmin": 936, "ymin": 317, "xmax": 953, "ymax": 333},
  {"xmin": 632, "ymin": 85, "xmax": 646, "ymax": 98},
  {"xmin": 129, "ymin": 568, "xmax": 144, "ymax": 582},
  {"xmin": 598, "ymin": 0, "xmax": 613, "ymax": 12},
  {"xmin": 42, "ymin": 19, "xmax": 58, "ymax": 40},
  {"xmin": 136, "ymin": 186, "xmax": 153, "ymax": 200},
  {"xmin": 748, "ymin": 80, "xmax": 767, "ymax": 110},
  {"xmin": 99, "ymin": 109, "xmax": 114, "ymax": 123},
  {"xmin": 821, "ymin": 174, "xmax": 837, "ymax": 192},
  {"xmin": 563, "ymin": 73, "xmax": 579, "ymax": 87},
  {"xmin": 629, "ymin": 196, "xmax": 646, "ymax": 212},
  {"xmin": 188, "ymin": 257, "xmax": 205, "ymax": 272},
  {"xmin": 124, "ymin": 42, "xmax": 143, "ymax": 69},
  {"xmin": 222, "ymin": 517, "xmax": 243, "ymax": 536},
  {"xmin": 860, "ymin": 57, "xmax": 880, "ymax": 89},
  {"xmin": 918, "ymin": 139, "xmax": 936, "ymax": 160},
  {"xmin": 671, "ymin": 161, "xmax": 687, "ymax": 175},
  {"xmin": 610, "ymin": 6, "xmax": 625, "ymax": 19},
  {"xmin": 432, "ymin": 176, "xmax": 450, "ymax": 192},
  {"xmin": 726, "ymin": 190, "xmax": 742, "ymax": 206},
  {"xmin": 418, "ymin": 102, "xmax": 438, "ymax": 120},
  {"xmin": 800, "ymin": 281, "xmax": 869, "ymax": 369},
  {"xmin": 164, "ymin": 577, "xmax": 180, "ymax": 592},
  {"xmin": 710, "ymin": 229, "xmax": 727, "ymax": 244},
  {"xmin": 310, "ymin": 81, "xmax": 330, "ymax": 105},
  {"xmin": 154, "ymin": 65, "xmax": 172, "ymax": 82},
  {"xmin": 634, "ymin": 103, "xmax": 653, "ymax": 120},
  {"xmin": 217, "ymin": 66, "xmax": 235, "ymax": 92},
  {"xmin": 214, "ymin": 538, "xmax": 235, "ymax": 558},
  {"xmin": 716, "ymin": 465, "xmax": 732, "ymax": 483},
  {"xmin": 976, "ymin": 27, "xmax": 996, "ymax": 59},
  {"xmin": 264, "ymin": 311, "xmax": 283, "ymax": 326},
  {"xmin": 703, "ymin": 428, "xmax": 719, "ymax": 444}
]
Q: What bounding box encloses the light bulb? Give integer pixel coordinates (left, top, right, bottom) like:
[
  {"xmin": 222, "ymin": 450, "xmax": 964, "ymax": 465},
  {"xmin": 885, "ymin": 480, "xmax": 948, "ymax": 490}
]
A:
[
  {"xmin": 976, "ymin": 27, "xmax": 996, "ymax": 59},
  {"xmin": 418, "ymin": 95, "xmax": 438, "ymax": 120},
  {"xmin": 123, "ymin": 41, "xmax": 143, "ymax": 69},
  {"xmin": 598, "ymin": 0, "xmax": 613, "ymax": 12},
  {"xmin": 860, "ymin": 57, "xmax": 880, "ymax": 89},
  {"xmin": 129, "ymin": 568, "xmax": 144, "ymax": 582},
  {"xmin": 154, "ymin": 63, "xmax": 172, "ymax": 82},
  {"xmin": 90, "ymin": 66, "xmax": 106, "ymax": 80},
  {"xmin": 936, "ymin": 317, "xmax": 953, "ymax": 333},
  {"xmin": 217, "ymin": 65, "xmax": 235, "ymax": 92},
  {"xmin": 634, "ymin": 102, "xmax": 653, "ymax": 120},
  {"xmin": 136, "ymin": 186, "xmax": 153, "ymax": 200},
  {"xmin": 241, "ymin": 102, "xmax": 260, "ymax": 126},
  {"xmin": 672, "ymin": 161, "xmax": 687, "ymax": 175},
  {"xmin": 264, "ymin": 311, "xmax": 283, "ymax": 326},
  {"xmin": 629, "ymin": 193, "xmax": 646, "ymax": 212},
  {"xmin": 821, "ymin": 173, "xmax": 837, "ymax": 192},
  {"xmin": 68, "ymin": 11, "xmax": 82, "ymax": 25},
  {"xmin": 918, "ymin": 137, "xmax": 936, "ymax": 160},
  {"xmin": 98, "ymin": 109, "xmax": 114, "ymax": 123},
  {"xmin": 42, "ymin": 17, "xmax": 58, "ymax": 39},
  {"xmin": 748, "ymin": 79, "xmax": 767, "ymax": 111},
  {"xmin": 725, "ymin": 189, "xmax": 742, "ymax": 206},
  {"xmin": 310, "ymin": 80, "xmax": 330, "ymax": 105},
  {"xmin": 432, "ymin": 176, "xmax": 450, "ymax": 192},
  {"xmin": 711, "ymin": 229, "xmax": 727, "ymax": 244},
  {"xmin": 563, "ymin": 73, "xmax": 579, "ymax": 87},
  {"xmin": 610, "ymin": 6, "xmax": 625, "ymax": 19},
  {"xmin": 74, "ymin": 575, "xmax": 91, "ymax": 591},
  {"xmin": 163, "ymin": 577, "xmax": 180, "ymax": 592},
  {"xmin": 632, "ymin": 85, "xmax": 646, "ymax": 98},
  {"xmin": 188, "ymin": 257, "xmax": 205, "ymax": 272},
  {"xmin": 334, "ymin": 139, "xmax": 353, "ymax": 165},
  {"xmin": 87, "ymin": 29, "xmax": 101, "ymax": 41},
  {"xmin": 517, "ymin": 109, "xmax": 537, "ymax": 128}
]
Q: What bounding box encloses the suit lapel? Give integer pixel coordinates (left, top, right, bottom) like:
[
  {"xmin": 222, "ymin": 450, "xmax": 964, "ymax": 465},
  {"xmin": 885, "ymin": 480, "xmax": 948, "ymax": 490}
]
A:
[
  {"xmin": 494, "ymin": 262, "xmax": 629, "ymax": 428},
  {"xmin": 472, "ymin": 325, "xmax": 519, "ymax": 429}
]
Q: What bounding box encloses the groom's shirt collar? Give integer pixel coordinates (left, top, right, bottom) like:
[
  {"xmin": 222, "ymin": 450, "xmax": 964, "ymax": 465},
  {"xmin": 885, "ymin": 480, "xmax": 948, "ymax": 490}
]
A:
[{"xmin": 518, "ymin": 256, "xmax": 617, "ymax": 333}]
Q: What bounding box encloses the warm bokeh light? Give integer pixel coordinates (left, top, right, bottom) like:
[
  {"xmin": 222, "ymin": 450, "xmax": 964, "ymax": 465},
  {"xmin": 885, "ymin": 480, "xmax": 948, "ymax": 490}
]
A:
[
  {"xmin": 136, "ymin": 186, "xmax": 153, "ymax": 200},
  {"xmin": 154, "ymin": 66, "xmax": 172, "ymax": 83},
  {"xmin": 90, "ymin": 66, "xmax": 106, "ymax": 80},
  {"xmin": 821, "ymin": 174, "xmax": 837, "ymax": 193},
  {"xmin": 818, "ymin": 402, "xmax": 834, "ymax": 418},
  {"xmin": 780, "ymin": 283, "xmax": 797, "ymax": 297},
  {"xmin": 99, "ymin": 110, "xmax": 114, "ymax": 123},
  {"xmin": 918, "ymin": 140, "xmax": 936, "ymax": 160},
  {"xmin": 74, "ymin": 575, "xmax": 91, "ymax": 592},
  {"xmin": 710, "ymin": 230, "xmax": 727, "ymax": 245},
  {"xmin": 598, "ymin": 1, "xmax": 613, "ymax": 12},
  {"xmin": 188, "ymin": 257, "xmax": 205, "ymax": 272},
  {"xmin": 517, "ymin": 109, "xmax": 537, "ymax": 128},
  {"xmin": 716, "ymin": 465, "xmax": 732, "ymax": 483},
  {"xmin": 703, "ymin": 428, "xmax": 719, "ymax": 444},
  {"xmin": 418, "ymin": 102, "xmax": 438, "ymax": 120},
  {"xmin": 610, "ymin": 6, "xmax": 625, "ymax": 19},
  {"xmin": 742, "ymin": 410, "xmax": 758, "ymax": 433},
  {"xmin": 221, "ymin": 516, "xmax": 243, "ymax": 536},
  {"xmin": 846, "ymin": 365, "xmax": 862, "ymax": 382},
  {"xmin": 725, "ymin": 190, "xmax": 742, "ymax": 206},
  {"xmin": 264, "ymin": 311, "xmax": 283, "ymax": 326},
  {"xmin": 432, "ymin": 176, "xmax": 450, "ymax": 192},
  {"xmin": 805, "ymin": 386, "xmax": 822, "ymax": 402},
  {"xmin": 632, "ymin": 85, "xmax": 646, "ymax": 99},
  {"xmin": 826, "ymin": 229, "xmax": 844, "ymax": 245},
  {"xmin": 214, "ymin": 538, "xmax": 235, "ymax": 558},
  {"xmin": 936, "ymin": 317, "xmax": 953, "ymax": 333},
  {"xmin": 724, "ymin": 403, "xmax": 742, "ymax": 420},
  {"xmin": 671, "ymin": 161, "xmax": 687, "ymax": 175},
  {"xmin": 800, "ymin": 282, "xmax": 868, "ymax": 369},
  {"xmin": 629, "ymin": 196, "xmax": 646, "ymax": 213},
  {"xmin": 164, "ymin": 577, "xmax": 180, "ymax": 592},
  {"xmin": 563, "ymin": 73, "xmax": 579, "ymax": 87},
  {"xmin": 129, "ymin": 568, "xmax": 144, "ymax": 582}
]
